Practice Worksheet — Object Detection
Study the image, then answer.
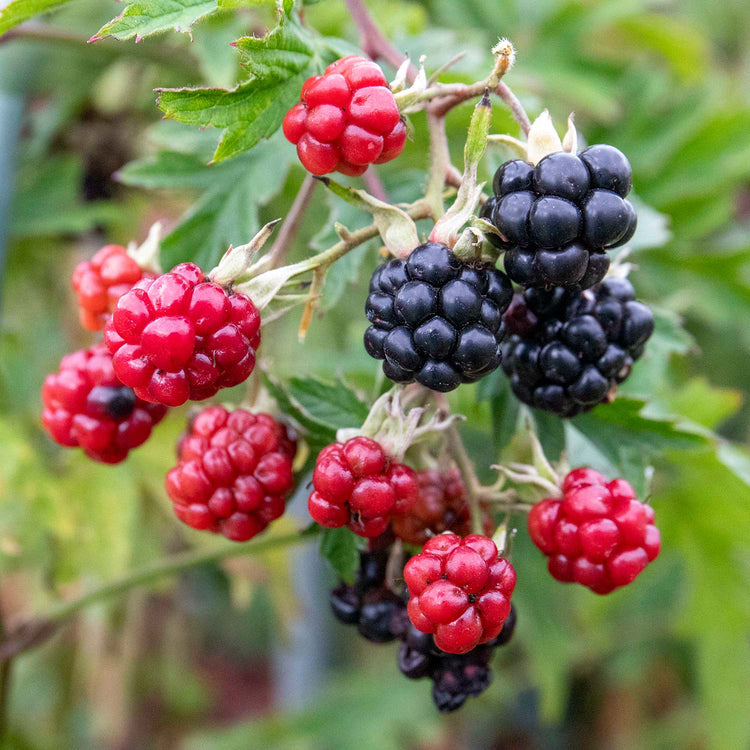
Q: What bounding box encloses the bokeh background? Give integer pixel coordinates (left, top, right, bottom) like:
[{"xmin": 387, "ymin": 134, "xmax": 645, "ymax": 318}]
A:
[{"xmin": 1, "ymin": 0, "xmax": 749, "ymax": 748}]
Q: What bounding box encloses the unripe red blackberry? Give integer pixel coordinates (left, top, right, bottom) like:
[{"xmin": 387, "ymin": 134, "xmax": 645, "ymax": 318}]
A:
[
  {"xmin": 104, "ymin": 263, "xmax": 261, "ymax": 407},
  {"xmin": 528, "ymin": 468, "xmax": 660, "ymax": 594},
  {"xmin": 166, "ymin": 406, "xmax": 296, "ymax": 542},
  {"xmin": 501, "ymin": 278, "xmax": 654, "ymax": 416},
  {"xmin": 484, "ymin": 145, "xmax": 637, "ymax": 289},
  {"xmin": 41, "ymin": 343, "xmax": 167, "ymax": 463},
  {"xmin": 283, "ymin": 56, "xmax": 406, "ymax": 176},
  {"xmin": 404, "ymin": 533, "xmax": 516, "ymax": 654},
  {"xmin": 72, "ymin": 244, "xmax": 154, "ymax": 331},
  {"xmin": 308, "ymin": 436, "xmax": 419, "ymax": 538},
  {"xmin": 364, "ymin": 243, "xmax": 513, "ymax": 392},
  {"xmin": 392, "ymin": 468, "xmax": 491, "ymax": 546}
]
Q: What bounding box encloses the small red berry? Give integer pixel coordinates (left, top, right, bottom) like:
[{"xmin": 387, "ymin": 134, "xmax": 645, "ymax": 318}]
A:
[
  {"xmin": 42, "ymin": 343, "xmax": 167, "ymax": 463},
  {"xmin": 104, "ymin": 263, "xmax": 261, "ymax": 407},
  {"xmin": 166, "ymin": 406, "xmax": 297, "ymax": 542},
  {"xmin": 72, "ymin": 244, "xmax": 154, "ymax": 331},
  {"xmin": 528, "ymin": 468, "xmax": 661, "ymax": 594},
  {"xmin": 404, "ymin": 533, "xmax": 517, "ymax": 654},
  {"xmin": 308, "ymin": 436, "xmax": 418, "ymax": 537},
  {"xmin": 392, "ymin": 468, "xmax": 492, "ymax": 546},
  {"xmin": 282, "ymin": 56, "xmax": 406, "ymax": 176}
]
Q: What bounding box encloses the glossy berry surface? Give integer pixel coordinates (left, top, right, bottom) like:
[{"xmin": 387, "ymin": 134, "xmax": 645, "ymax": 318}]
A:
[
  {"xmin": 72, "ymin": 244, "xmax": 153, "ymax": 331},
  {"xmin": 364, "ymin": 242, "xmax": 513, "ymax": 392},
  {"xmin": 104, "ymin": 263, "xmax": 261, "ymax": 407},
  {"xmin": 166, "ymin": 406, "xmax": 296, "ymax": 542},
  {"xmin": 282, "ymin": 55, "xmax": 406, "ymax": 176},
  {"xmin": 392, "ymin": 468, "xmax": 490, "ymax": 546},
  {"xmin": 501, "ymin": 278, "xmax": 654, "ymax": 417},
  {"xmin": 484, "ymin": 145, "xmax": 637, "ymax": 289},
  {"xmin": 42, "ymin": 343, "xmax": 167, "ymax": 463},
  {"xmin": 329, "ymin": 550, "xmax": 405, "ymax": 642},
  {"xmin": 394, "ymin": 604, "xmax": 517, "ymax": 712},
  {"xmin": 404, "ymin": 533, "xmax": 516, "ymax": 654},
  {"xmin": 528, "ymin": 468, "xmax": 660, "ymax": 594},
  {"xmin": 308, "ymin": 436, "xmax": 418, "ymax": 538}
]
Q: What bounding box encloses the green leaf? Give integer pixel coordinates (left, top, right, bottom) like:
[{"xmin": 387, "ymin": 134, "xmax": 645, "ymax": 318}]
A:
[
  {"xmin": 0, "ymin": 0, "xmax": 71, "ymax": 35},
  {"xmin": 156, "ymin": 12, "xmax": 323, "ymax": 161},
  {"xmin": 263, "ymin": 375, "xmax": 368, "ymax": 452},
  {"xmin": 287, "ymin": 377, "xmax": 370, "ymax": 431},
  {"xmin": 117, "ymin": 130, "xmax": 295, "ymax": 269},
  {"xmin": 569, "ymin": 397, "xmax": 710, "ymax": 492},
  {"xmin": 91, "ymin": 0, "xmax": 218, "ymax": 42},
  {"xmin": 319, "ymin": 527, "xmax": 360, "ymax": 582},
  {"xmin": 218, "ymin": 0, "xmax": 277, "ymax": 7}
]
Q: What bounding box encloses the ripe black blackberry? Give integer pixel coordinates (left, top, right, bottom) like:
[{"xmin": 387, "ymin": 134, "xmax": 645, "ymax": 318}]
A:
[
  {"xmin": 364, "ymin": 242, "xmax": 513, "ymax": 392},
  {"xmin": 394, "ymin": 605, "xmax": 517, "ymax": 712},
  {"xmin": 501, "ymin": 278, "xmax": 654, "ymax": 417},
  {"xmin": 482, "ymin": 145, "xmax": 637, "ymax": 289},
  {"xmin": 329, "ymin": 549, "xmax": 405, "ymax": 643}
]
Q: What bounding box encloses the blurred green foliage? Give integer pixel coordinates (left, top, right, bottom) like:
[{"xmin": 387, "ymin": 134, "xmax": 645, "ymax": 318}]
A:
[{"xmin": 0, "ymin": 0, "xmax": 749, "ymax": 748}]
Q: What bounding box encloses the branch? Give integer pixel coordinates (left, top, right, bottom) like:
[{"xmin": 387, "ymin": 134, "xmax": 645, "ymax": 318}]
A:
[
  {"xmin": 266, "ymin": 174, "xmax": 318, "ymax": 269},
  {"xmin": 344, "ymin": 0, "xmax": 417, "ymax": 81},
  {"xmin": 0, "ymin": 529, "xmax": 314, "ymax": 664},
  {"xmin": 430, "ymin": 82, "xmax": 531, "ymax": 136},
  {"xmin": 0, "ymin": 24, "xmax": 196, "ymax": 74}
]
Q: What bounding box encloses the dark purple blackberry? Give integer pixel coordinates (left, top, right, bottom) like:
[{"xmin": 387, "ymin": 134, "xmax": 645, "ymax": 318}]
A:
[
  {"xmin": 484, "ymin": 145, "xmax": 637, "ymax": 289},
  {"xmin": 501, "ymin": 278, "xmax": 654, "ymax": 417},
  {"xmin": 396, "ymin": 605, "xmax": 518, "ymax": 712},
  {"xmin": 364, "ymin": 242, "xmax": 513, "ymax": 392},
  {"xmin": 329, "ymin": 550, "xmax": 405, "ymax": 643}
]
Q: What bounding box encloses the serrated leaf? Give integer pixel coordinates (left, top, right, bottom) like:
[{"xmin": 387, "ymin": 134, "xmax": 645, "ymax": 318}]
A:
[
  {"xmin": 233, "ymin": 13, "xmax": 315, "ymax": 81},
  {"xmin": 263, "ymin": 374, "xmax": 337, "ymax": 447},
  {"xmin": 319, "ymin": 527, "xmax": 360, "ymax": 582},
  {"xmin": 157, "ymin": 12, "xmax": 323, "ymax": 161},
  {"xmin": 0, "ymin": 0, "xmax": 71, "ymax": 35},
  {"xmin": 287, "ymin": 377, "xmax": 370, "ymax": 431},
  {"xmin": 117, "ymin": 131, "xmax": 294, "ymax": 269},
  {"xmin": 92, "ymin": 0, "xmax": 218, "ymax": 42},
  {"xmin": 569, "ymin": 397, "xmax": 710, "ymax": 490}
]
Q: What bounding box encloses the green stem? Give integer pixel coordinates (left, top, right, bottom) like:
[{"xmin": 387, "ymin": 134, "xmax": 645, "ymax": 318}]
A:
[
  {"xmin": 46, "ymin": 531, "xmax": 311, "ymax": 623},
  {"xmin": 0, "ymin": 530, "xmax": 315, "ymax": 664},
  {"xmin": 444, "ymin": 423, "xmax": 484, "ymax": 535}
]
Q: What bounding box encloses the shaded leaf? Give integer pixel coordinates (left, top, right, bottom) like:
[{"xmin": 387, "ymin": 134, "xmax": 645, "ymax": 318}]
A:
[
  {"xmin": 0, "ymin": 0, "xmax": 72, "ymax": 35},
  {"xmin": 91, "ymin": 0, "xmax": 218, "ymax": 42},
  {"xmin": 319, "ymin": 527, "xmax": 359, "ymax": 582}
]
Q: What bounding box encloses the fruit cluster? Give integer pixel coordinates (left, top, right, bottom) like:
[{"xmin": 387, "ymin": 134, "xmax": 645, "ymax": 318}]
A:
[
  {"xmin": 283, "ymin": 55, "xmax": 406, "ymax": 176},
  {"xmin": 329, "ymin": 548, "xmax": 518, "ymax": 713},
  {"xmin": 308, "ymin": 436, "xmax": 419, "ymax": 537},
  {"xmin": 394, "ymin": 604, "xmax": 517, "ymax": 712},
  {"xmin": 501, "ymin": 278, "xmax": 654, "ymax": 416},
  {"xmin": 482, "ymin": 145, "xmax": 636, "ymax": 289},
  {"xmin": 39, "ymin": 47, "xmax": 668, "ymax": 718},
  {"xmin": 404, "ymin": 533, "xmax": 517, "ymax": 654},
  {"xmin": 364, "ymin": 242, "xmax": 513, "ymax": 392},
  {"xmin": 104, "ymin": 262, "xmax": 261, "ymax": 407},
  {"xmin": 72, "ymin": 244, "xmax": 153, "ymax": 331},
  {"xmin": 42, "ymin": 344, "xmax": 167, "ymax": 464},
  {"xmin": 166, "ymin": 406, "xmax": 297, "ymax": 542},
  {"xmin": 528, "ymin": 468, "xmax": 660, "ymax": 594}
]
